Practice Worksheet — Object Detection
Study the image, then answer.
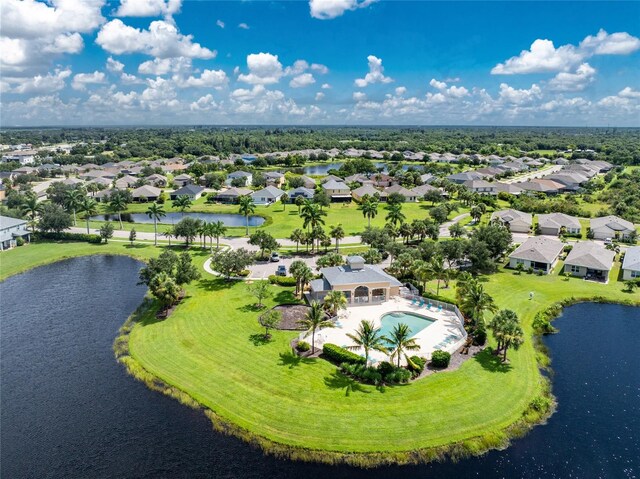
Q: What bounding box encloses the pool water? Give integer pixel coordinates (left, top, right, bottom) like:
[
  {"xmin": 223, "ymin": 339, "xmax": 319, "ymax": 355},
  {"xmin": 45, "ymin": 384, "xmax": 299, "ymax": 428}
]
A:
[{"xmin": 379, "ymin": 311, "xmax": 435, "ymax": 340}]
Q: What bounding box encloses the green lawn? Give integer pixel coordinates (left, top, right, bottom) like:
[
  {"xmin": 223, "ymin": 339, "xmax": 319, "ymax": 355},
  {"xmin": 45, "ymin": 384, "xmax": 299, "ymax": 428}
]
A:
[{"xmin": 3, "ymin": 242, "xmax": 637, "ymax": 464}]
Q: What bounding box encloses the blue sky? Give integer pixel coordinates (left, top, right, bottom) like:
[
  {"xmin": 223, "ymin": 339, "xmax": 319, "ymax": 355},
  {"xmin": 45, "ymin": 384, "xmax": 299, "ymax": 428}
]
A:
[{"xmin": 2, "ymin": 0, "xmax": 639, "ymax": 126}]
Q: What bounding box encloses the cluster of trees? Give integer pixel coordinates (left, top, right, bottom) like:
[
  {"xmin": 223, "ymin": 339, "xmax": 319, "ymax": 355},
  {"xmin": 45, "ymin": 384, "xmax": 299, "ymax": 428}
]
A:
[{"xmin": 138, "ymin": 250, "xmax": 201, "ymax": 309}]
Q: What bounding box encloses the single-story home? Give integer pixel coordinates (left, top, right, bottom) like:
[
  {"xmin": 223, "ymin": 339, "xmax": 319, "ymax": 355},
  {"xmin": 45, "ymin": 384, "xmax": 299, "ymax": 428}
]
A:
[
  {"xmin": 491, "ymin": 209, "xmax": 532, "ymax": 233},
  {"xmin": 215, "ymin": 187, "xmax": 252, "ymax": 203},
  {"xmin": 352, "ymin": 184, "xmax": 386, "ymax": 202},
  {"xmin": 114, "ymin": 175, "xmax": 138, "ymax": 189},
  {"xmin": 170, "ymin": 184, "xmax": 204, "ymax": 201},
  {"xmin": 173, "ymin": 173, "xmax": 193, "ymax": 188},
  {"xmin": 537, "ymin": 213, "xmax": 582, "ymax": 236},
  {"xmin": 132, "ymin": 185, "xmax": 162, "ymax": 202},
  {"xmin": 322, "ymin": 179, "xmax": 352, "ymax": 202},
  {"xmin": 518, "ymin": 179, "xmax": 565, "ymax": 195},
  {"xmin": 590, "ymin": 215, "xmax": 636, "ymax": 241},
  {"xmin": 226, "ymin": 171, "xmax": 253, "ymax": 187},
  {"xmin": 288, "ymin": 187, "xmax": 315, "ymax": 200},
  {"xmin": 621, "ymin": 246, "xmax": 640, "ymax": 280},
  {"xmin": 308, "ymin": 256, "xmax": 403, "ymax": 304},
  {"xmin": 251, "ymin": 186, "xmax": 285, "ymax": 205},
  {"xmin": 446, "ymin": 171, "xmax": 485, "ymax": 184},
  {"xmin": 263, "ymin": 171, "xmax": 286, "ymax": 188},
  {"xmin": 494, "ymin": 182, "xmax": 523, "ymax": 195},
  {"xmin": 299, "ymin": 175, "xmax": 316, "ymax": 189},
  {"xmin": 564, "ymin": 241, "xmax": 615, "ymax": 282},
  {"xmin": 0, "ymin": 215, "xmax": 30, "ymax": 250},
  {"xmin": 508, "ymin": 236, "xmax": 564, "ymax": 273},
  {"xmin": 411, "ymin": 183, "xmax": 441, "ymax": 198},
  {"xmin": 383, "ymin": 184, "xmax": 418, "ymax": 202},
  {"xmin": 463, "ymin": 179, "xmax": 497, "ymax": 196},
  {"xmin": 146, "ymin": 174, "xmax": 168, "ymax": 187}
]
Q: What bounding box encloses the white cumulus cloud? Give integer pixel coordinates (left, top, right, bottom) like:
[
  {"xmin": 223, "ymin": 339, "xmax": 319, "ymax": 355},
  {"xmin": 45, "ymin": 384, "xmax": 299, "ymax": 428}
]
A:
[
  {"xmin": 355, "ymin": 55, "xmax": 393, "ymax": 87},
  {"xmin": 115, "ymin": 0, "xmax": 182, "ymax": 18},
  {"xmin": 72, "ymin": 71, "xmax": 107, "ymax": 90},
  {"xmin": 216, "ymin": 19, "xmax": 225, "ymax": 28},
  {"xmin": 548, "ymin": 63, "xmax": 596, "ymax": 92},
  {"xmin": 309, "ymin": 0, "xmax": 377, "ymax": 19},
  {"xmin": 238, "ymin": 53, "xmax": 283, "ymax": 85},
  {"xmin": 106, "ymin": 56, "xmax": 125, "ymax": 73},
  {"xmin": 290, "ymin": 73, "xmax": 316, "ymax": 88},
  {"xmin": 174, "ymin": 69, "xmax": 228, "ymax": 88}
]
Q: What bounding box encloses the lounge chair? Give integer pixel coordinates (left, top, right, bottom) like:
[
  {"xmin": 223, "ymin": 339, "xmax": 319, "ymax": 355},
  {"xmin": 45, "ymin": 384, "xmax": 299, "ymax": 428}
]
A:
[
  {"xmin": 418, "ymin": 300, "xmax": 425, "ymax": 307},
  {"xmin": 437, "ymin": 305, "xmax": 443, "ymax": 312},
  {"xmin": 411, "ymin": 298, "xmax": 417, "ymax": 305},
  {"xmin": 427, "ymin": 302, "xmax": 432, "ymax": 310}
]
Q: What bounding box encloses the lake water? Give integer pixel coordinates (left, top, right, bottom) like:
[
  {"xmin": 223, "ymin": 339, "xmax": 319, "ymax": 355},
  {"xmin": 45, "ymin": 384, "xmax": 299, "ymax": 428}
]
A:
[
  {"xmin": 302, "ymin": 162, "xmax": 415, "ymax": 175},
  {"xmin": 2, "ymin": 259, "xmax": 638, "ymax": 478},
  {"xmin": 90, "ymin": 212, "xmax": 264, "ymax": 227}
]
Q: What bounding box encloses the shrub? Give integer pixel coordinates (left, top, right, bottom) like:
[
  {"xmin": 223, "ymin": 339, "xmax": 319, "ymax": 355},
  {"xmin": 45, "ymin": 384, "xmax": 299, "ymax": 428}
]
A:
[
  {"xmin": 406, "ymin": 355, "xmax": 426, "ymax": 375},
  {"xmin": 430, "ymin": 349, "xmax": 451, "ymax": 368},
  {"xmin": 15, "ymin": 237, "xmax": 25, "ymax": 246},
  {"xmin": 238, "ymin": 269, "xmax": 251, "ymax": 277},
  {"xmin": 296, "ymin": 340, "xmax": 310, "ymax": 352},
  {"xmin": 34, "ymin": 231, "xmax": 102, "ymax": 244},
  {"xmin": 268, "ymin": 275, "xmax": 297, "ymax": 286},
  {"xmin": 563, "ymin": 244, "xmax": 573, "ymax": 253},
  {"xmin": 473, "ymin": 328, "xmax": 487, "ymax": 345},
  {"xmin": 340, "ymin": 362, "xmax": 383, "ymax": 385},
  {"xmin": 322, "ymin": 343, "xmax": 366, "ymax": 365}
]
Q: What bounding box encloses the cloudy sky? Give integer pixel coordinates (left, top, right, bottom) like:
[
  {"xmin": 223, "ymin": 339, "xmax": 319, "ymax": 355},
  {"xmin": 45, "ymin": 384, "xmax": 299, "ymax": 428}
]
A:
[{"xmin": 1, "ymin": 0, "xmax": 639, "ymax": 127}]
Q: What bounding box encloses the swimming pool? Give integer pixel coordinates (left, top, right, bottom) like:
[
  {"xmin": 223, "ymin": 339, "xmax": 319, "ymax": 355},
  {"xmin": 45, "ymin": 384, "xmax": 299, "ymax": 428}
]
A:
[{"xmin": 379, "ymin": 311, "xmax": 435, "ymax": 340}]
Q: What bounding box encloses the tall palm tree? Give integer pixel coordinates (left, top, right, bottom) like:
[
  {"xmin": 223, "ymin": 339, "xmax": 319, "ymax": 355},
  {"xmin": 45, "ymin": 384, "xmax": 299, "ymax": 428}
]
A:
[
  {"xmin": 386, "ymin": 323, "xmax": 420, "ymax": 367},
  {"xmin": 21, "ymin": 194, "xmax": 41, "ymax": 231},
  {"xmin": 360, "ymin": 197, "xmax": 379, "ymax": 228},
  {"xmin": 346, "ymin": 320, "xmax": 388, "ymax": 367},
  {"xmin": 238, "ymin": 195, "xmax": 256, "ymax": 236},
  {"xmin": 385, "ymin": 203, "xmax": 405, "ymax": 227},
  {"xmin": 426, "ymin": 255, "xmax": 447, "ymax": 296},
  {"xmin": 289, "ymin": 260, "xmax": 311, "ymax": 296},
  {"xmin": 107, "ymin": 194, "xmax": 128, "ymax": 229},
  {"xmin": 162, "ymin": 227, "xmax": 174, "ymax": 247},
  {"xmin": 330, "ymin": 224, "xmax": 345, "ymax": 252},
  {"xmin": 173, "ymin": 195, "xmax": 192, "ymax": 215},
  {"xmin": 300, "ymin": 201, "xmax": 326, "ymax": 232},
  {"xmin": 297, "ymin": 301, "xmax": 334, "ymax": 353},
  {"xmin": 289, "ymin": 228, "xmax": 305, "ymax": 253},
  {"xmin": 79, "ymin": 197, "xmax": 99, "ymax": 234},
  {"xmin": 146, "ymin": 202, "xmax": 166, "ymax": 246},
  {"xmin": 86, "ymin": 182, "xmax": 99, "ymax": 197},
  {"xmin": 500, "ymin": 318, "xmax": 524, "ymax": 362},
  {"xmin": 280, "ymin": 192, "xmax": 289, "ymax": 211},
  {"xmin": 209, "ymin": 220, "xmax": 226, "ymax": 252},
  {"xmin": 63, "ymin": 189, "xmax": 84, "ymax": 226},
  {"xmin": 461, "ymin": 281, "xmax": 498, "ymax": 330},
  {"xmin": 323, "ymin": 290, "xmax": 347, "ymax": 317}
]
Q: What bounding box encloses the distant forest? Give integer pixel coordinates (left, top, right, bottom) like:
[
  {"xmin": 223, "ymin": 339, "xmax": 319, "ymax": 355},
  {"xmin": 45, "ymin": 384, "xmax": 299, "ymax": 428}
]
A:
[{"xmin": 2, "ymin": 126, "xmax": 639, "ymax": 165}]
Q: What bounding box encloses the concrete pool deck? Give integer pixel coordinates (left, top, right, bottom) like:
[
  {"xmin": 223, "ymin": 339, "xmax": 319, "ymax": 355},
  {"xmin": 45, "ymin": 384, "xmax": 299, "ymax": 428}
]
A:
[{"xmin": 303, "ymin": 297, "xmax": 466, "ymax": 365}]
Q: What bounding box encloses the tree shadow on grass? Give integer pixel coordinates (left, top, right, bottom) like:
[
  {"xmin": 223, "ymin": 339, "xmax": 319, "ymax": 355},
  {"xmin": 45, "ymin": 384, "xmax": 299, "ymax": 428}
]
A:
[
  {"xmin": 249, "ymin": 333, "xmax": 272, "ymax": 346},
  {"xmin": 124, "ymin": 244, "xmax": 148, "ymax": 249},
  {"xmin": 278, "ymin": 349, "xmax": 316, "ymax": 369},
  {"xmin": 196, "ymin": 278, "xmax": 235, "ymax": 292},
  {"xmin": 239, "ymin": 303, "xmax": 265, "ymax": 313},
  {"xmin": 324, "ymin": 371, "xmax": 371, "ymax": 397},
  {"xmin": 474, "ymin": 348, "xmax": 513, "ymax": 373},
  {"xmin": 274, "ymin": 290, "xmax": 299, "ymax": 304}
]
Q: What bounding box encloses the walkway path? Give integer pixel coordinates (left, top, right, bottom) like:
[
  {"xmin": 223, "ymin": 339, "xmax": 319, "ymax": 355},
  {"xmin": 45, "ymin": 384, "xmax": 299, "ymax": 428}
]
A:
[{"xmin": 439, "ymin": 213, "xmax": 470, "ymax": 238}]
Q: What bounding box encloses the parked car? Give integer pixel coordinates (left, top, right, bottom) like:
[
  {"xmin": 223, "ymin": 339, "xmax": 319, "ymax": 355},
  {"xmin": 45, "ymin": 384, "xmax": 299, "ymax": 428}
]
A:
[
  {"xmin": 270, "ymin": 252, "xmax": 280, "ymax": 262},
  {"xmin": 604, "ymin": 238, "xmax": 613, "ymax": 246},
  {"xmin": 276, "ymin": 265, "xmax": 287, "ymax": 276}
]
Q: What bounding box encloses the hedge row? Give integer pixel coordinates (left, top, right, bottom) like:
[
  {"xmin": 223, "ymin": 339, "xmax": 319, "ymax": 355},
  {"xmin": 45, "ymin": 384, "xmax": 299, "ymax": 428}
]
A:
[
  {"xmin": 268, "ymin": 275, "xmax": 297, "ymax": 286},
  {"xmin": 322, "ymin": 343, "xmax": 366, "ymax": 365},
  {"xmin": 35, "ymin": 231, "xmax": 102, "ymax": 244}
]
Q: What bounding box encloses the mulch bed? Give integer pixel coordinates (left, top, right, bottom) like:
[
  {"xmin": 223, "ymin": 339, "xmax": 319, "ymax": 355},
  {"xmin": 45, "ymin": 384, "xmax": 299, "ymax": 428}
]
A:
[
  {"xmin": 156, "ymin": 291, "xmax": 187, "ymax": 319},
  {"xmin": 271, "ymin": 304, "xmax": 311, "ymax": 330},
  {"xmin": 420, "ymin": 343, "xmax": 485, "ymax": 378}
]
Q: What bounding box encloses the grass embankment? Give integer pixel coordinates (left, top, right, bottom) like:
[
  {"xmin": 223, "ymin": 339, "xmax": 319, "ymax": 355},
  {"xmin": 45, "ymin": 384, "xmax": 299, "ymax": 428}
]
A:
[
  {"xmin": 3, "ymin": 242, "xmax": 638, "ymax": 466},
  {"xmin": 86, "ymin": 200, "xmax": 469, "ymax": 238}
]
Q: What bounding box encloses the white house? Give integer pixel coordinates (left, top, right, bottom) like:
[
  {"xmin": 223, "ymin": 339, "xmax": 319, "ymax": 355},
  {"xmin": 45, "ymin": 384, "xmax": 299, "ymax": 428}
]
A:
[
  {"xmin": 590, "ymin": 215, "xmax": 635, "ymax": 241},
  {"xmin": 491, "ymin": 209, "xmax": 532, "ymax": 233},
  {"xmin": 0, "ymin": 215, "xmax": 30, "ymax": 250},
  {"xmin": 226, "ymin": 171, "xmax": 253, "ymax": 187},
  {"xmin": 508, "ymin": 236, "xmax": 564, "ymax": 274},
  {"xmin": 537, "ymin": 213, "xmax": 582, "ymax": 236},
  {"xmin": 251, "ymin": 186, "xmax": 285, "ymax": 205},
  {"xmin": 622, "ymin": 246, "xmax": 640, "ymax": 281},
  {"xmin": 564, "ymin": 241, "xmax": 615, "ymax": 282}
]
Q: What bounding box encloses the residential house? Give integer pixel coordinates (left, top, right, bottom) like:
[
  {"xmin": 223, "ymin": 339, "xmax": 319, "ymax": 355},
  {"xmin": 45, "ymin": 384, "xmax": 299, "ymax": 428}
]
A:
[
  {"xmin": 114, "ymin": 175, "xmax": 138, "ymax": 189},
  {"xmin": 226, "ymin": 171, "xmax": 253, "ymax": 187},
  {"xmin": 537, "ymin": 213, "xmax": 582, "ymax": 236},
  {"xmin": 411, "ymin": 183, "xmax": 441, "ymax": 199},
  {"xmin": 308, "ymin": 256, "xmax": 403, "ymax": 304},
  {"xmin": 491, "ymin": 209, "xmax": 532, "ymax": 233},
  {"xmin": 494, "ymin": 182, "xmax": 523, "ymax": 195},
  {"xmin": 322, "ymin": 179, "xmax": 352, "ymax": 201},
  {"xmin": 288, "ymin": 187, "xmax": 315, "ymax": 200},
  {"xmin": 590, "ymin": 215, "xmax": 636, "ymax": 241},
  {"xmin": 508, "ymin": 236, "xmax": 564, "ymax": 273},
  {"xmin": 132, "ymin": 185, "xmax": 162, "ymax": 202},
  {"xmin": 0, "ymin": 215, "xmax": 30, "ymax": 250},
  {"xmin": 264, "ymin": 171, "xmax": 286, "ymax": 188},
  {"xmin": 446, "ymin": 171, "xmax": 484, "ymax": 184},
  {"xmin": 146, "ymin": 174, "xmax": 168, "ymax": 187},
  {"xmin": 79, "ymin": 170, "xmax": 116, "ymax": 181},
  {"xmin": 420, "ymin": 173, "xmax": 435, "ymax": 184},
  {"xmin": 564, "ymin": 241, "xmax": 615, "ymax": 282},
  {"xmin": 173, "ymin": 173, "xmax": 193, "ymax": 188},
  {"xmin": 0, "ymin": 184, "xmax": 5, "ymax": 201},
  {"xmin": 170, "ymin": 184, "xmax": 204, "ymax": 201},
  {"xmin": 251, "ymin": 186, "xmax": 285, "ymax": 205},
  {"xmin": 321, "ymin": 174, "xmax": 343, "ymax": 184},
  {"xmin": 215, "ymin": 187, "xmax": 252, "ymax": 203},
  {"xmin": 463, "ymin": 179, "xmax": 497, "ymax": 195},
  {"xmin": 352, "ymin": 184, "xmax": 386, "ymax": 202},
  {"xmin": 621, "ymin": 246, "xmax": 640, "ymax": 280},
  {"xmin": 518, "ymin": 179, "xmax": 565, "ymax": 195},
  {"xmin": 383, "ymin": 184, "xmax": 418, "ymax": 202},
  {"xmin": 13, "ymin": 166, "xmax": 38, "ymax": 175},
  {"xmin": 2, "ymin": 150, "xmax": 37, "ymax": 165},
  {"xmin": 299, "ymin": 175, "xmax": 316, "ymax": 189}
]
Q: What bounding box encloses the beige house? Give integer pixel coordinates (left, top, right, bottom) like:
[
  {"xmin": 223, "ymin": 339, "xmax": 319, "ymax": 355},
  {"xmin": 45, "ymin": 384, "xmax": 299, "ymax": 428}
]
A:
[
  {"xmin": 508, "ymin": 236, "xmax": 564, "ymax": 273},
  {"xmin": 322, "ymin": 179, "xmax": 351, "ymax": 201},
  {"xmin": 491, "ymin": 209, "xmax": 532, "ymax": 233},
  {"xmin": 621, "ymin": 246, "xmax": 640, "ymax": 281},
  {"xmin": 309, "ymin": 256, "xmax": 402, "ymax": 304},
  {"xmin": 537, "ymin": 213, "xmax": 582, "ymax": 236},
  {"xmin": 383, "ymin": 184, "xmax": 418, "ymax": 202},
  {"xmin": 590, "ymin": 215, "xmax": 635, "ymax": 241},
  {"xmin": 564, "ymin": 241, "xmax": 615, "ymax": 282}
]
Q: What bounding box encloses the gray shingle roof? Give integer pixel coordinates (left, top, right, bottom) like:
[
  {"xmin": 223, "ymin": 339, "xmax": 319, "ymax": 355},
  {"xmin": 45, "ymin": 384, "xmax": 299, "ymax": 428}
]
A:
[
  {"xmin": 537, "ymin": 213, "xmax": 581, "ymax": 230},
  {"xmin": 509, "ymin": 236, "xmax": 564, "ymax": 264},
  {"xmin": 491, "ymin": 209, "xmax": 532, "ymax": 225},
  {"xmin": 172, "ymin": 184, "xmax": 204, "ymax": 196},
  {"xmin": 251, "ymin": 186, "xmax": 285, "ymax": 199},
  {"xmin": 564, "ymin": 242, "xmax": 615, "ymax": 271},
  {"xmin": 622, "ymin": 246, "xmax": 640, "ymax": 272},
  {"xmin": 591, "ymin": 215, "xmax": 635, "ymax": 233},
  {"xmin": 322, "ymin": 179, "xmax": 350, "ymax": 190},
  {"xmin": 0, "ymin": 215, "xmax": 28, "ymax": 230}
]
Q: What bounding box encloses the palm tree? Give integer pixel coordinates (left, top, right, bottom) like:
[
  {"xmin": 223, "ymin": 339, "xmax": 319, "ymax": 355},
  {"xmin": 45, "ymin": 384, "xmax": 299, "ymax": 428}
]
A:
[
  {"xmin": 386, "ymin": 323, "xmax": 420, "ymax": 367},
  {"xmin": 323, "ymin": 290, "xmax": 347, "ymax": 317},
  {"xmin": 280, "ymin": 192, "xmax": 289, "ymax": 211},
  {"xmin": 209, "ymin": 220, "xmax": 226, "ymax": 252},
  {"xmin": 21, "ymin": 194, "xmax": 41, "ymax": 231},
  {"xmin": 162, "ymin": 227, "xmax": 174, "ymax": 247},
  {"xmin": 385, "ymin": 202, "xmax": 405, "ymax": 227},
  {"xmin": 461, "ymin": 281, "xmax": 498, "ymax": 331},
  {"xmin": 146, "ymin": 202, "xmax": 166, "ymax": 246},
  {"xmin": 63, "ymin": 189, "xmax": 84, "ymax": 226},
  {"xmin": 490, "ymin": 310, "xmax": 524, "ymax": 362},
  {"xmin": 470, "ymin": 205, "xmax": 484, "ymax": 223},
  {"xmin": 173, "ymin": 195, "xmax": 192, "ymax": 215},
  {"xmin": 297, "ymin": 301, "xmax": 334, "ymax": 353},
  {"xmin": 300, "ymin": 200, "xmax": 325, "ymax": 232},
  {"xmin": 107, "ymin": 194, "xmax": 128, "ymax": 229},
  {"xmin": 399, "ymin": 222, "xmax": 413, "ymax": 244},
  {"xmin": 426, "ymin": 255, "xmax": 447, "ymax": 296},
  {"xmin": 86, "ymin": 182, "xmax": 99, "ymax": 197},
  {"xmin": 289, "ymin": 260, "xmax": 311, "ymax": 296},
  {"xmin": 360, "ymin": 197, "xmax": 379, "ymax": 227},
  {"xmin": 238, "ymin": 195, "xmax": 256, "ymax": 236},
  {"xmin": 346, "ymin": 320, "xmax": 388, "ymax": 367},
  {"xmin": 330, "ymin": 224, "xmax": 345, "ymax": 252},
  {"xmin": 290, "ymin": 228, "xmax": 305, "ymax": 253},
  {"xmin": 79, "ymin": 197, "xmax": 99, "ymax": 234}
]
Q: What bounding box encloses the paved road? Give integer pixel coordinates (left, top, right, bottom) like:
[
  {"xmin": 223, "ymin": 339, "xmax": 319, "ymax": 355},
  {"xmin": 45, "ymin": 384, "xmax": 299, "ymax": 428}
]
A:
[
  {"xmin": 502, "ymin": 165, "xmax": 562, "ymax": 184},
  {"xmin": 439, "ymin": 213, "xmax": 471, "ymax": 238}
]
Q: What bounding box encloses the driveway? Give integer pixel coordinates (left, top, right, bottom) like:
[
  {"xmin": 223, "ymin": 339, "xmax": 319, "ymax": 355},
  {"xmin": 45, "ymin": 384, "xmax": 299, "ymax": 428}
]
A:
[{"xmin": 502, "ymin": 165, "xmax": 562, "ymax": 184}]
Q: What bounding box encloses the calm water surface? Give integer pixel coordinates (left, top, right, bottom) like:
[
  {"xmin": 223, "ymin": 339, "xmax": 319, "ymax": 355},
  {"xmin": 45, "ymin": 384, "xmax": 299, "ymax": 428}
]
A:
[
  {"xmin": 90, "ymin": 212, "xmax": 264, "ymax": 226},
  {"xmin": 1, "ymin": 258, "xmax": 638, "ymax": 478}
]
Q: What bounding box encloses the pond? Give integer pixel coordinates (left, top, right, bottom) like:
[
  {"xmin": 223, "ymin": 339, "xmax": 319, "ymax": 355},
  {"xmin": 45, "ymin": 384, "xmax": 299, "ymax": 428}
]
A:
[
  {"xmin": 2, "ymin": 260, "xmax": 638, "ymax": 478},
  {"xmin": 90, "ymin": 212, "xmax": 265, "ymax": 227},
  {"xmin": 302, "ymin": 162, "xmax": 417, "ymax": 175}
]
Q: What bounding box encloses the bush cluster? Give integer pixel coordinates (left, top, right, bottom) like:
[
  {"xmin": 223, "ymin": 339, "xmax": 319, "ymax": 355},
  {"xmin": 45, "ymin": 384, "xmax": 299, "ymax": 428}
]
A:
[
  {"xmin": 406, "ymin": 355, "xmax": 426, "ymax": 376},
  {"xmin": 341, "ymin": 361, "xmax": 412, "ymax": 385},
  {"xmin": 34, "ymin": 231, "xmax": 102, "ymax": 244},
  {"xmin": 322, "ymin": 343, "xmax": 366, "ymax": 365},
  {"xmin": 268, "ymin": 275, "xmax": 297, "ymax": 286},
  {"xmin": 296, "ymin": 340, "xmax": 310, "ymax": 352},
  {"xmin": 430, "ymin": 350, "xmax": 451, "ymax": 368}
]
